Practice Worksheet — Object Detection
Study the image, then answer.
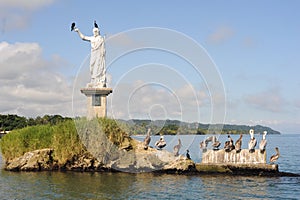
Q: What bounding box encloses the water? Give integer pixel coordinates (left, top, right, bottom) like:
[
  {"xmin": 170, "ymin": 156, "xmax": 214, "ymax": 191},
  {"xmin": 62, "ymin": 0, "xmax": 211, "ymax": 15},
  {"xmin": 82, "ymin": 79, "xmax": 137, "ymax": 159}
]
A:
[{"xmin": 1, "ymin": 134, "xmax": 300, "ymax": 199}]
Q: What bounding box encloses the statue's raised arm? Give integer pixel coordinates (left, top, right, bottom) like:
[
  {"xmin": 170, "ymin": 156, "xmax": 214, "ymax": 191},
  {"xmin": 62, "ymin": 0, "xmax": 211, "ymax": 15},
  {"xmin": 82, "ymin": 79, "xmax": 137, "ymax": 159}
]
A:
[
  {"xmin": 74, "ymin": 28, "xmax": 90, "ymax": 42},
  {"xmin": 72, "ymin": 21, "xmax": 106, "ymax": 88}
]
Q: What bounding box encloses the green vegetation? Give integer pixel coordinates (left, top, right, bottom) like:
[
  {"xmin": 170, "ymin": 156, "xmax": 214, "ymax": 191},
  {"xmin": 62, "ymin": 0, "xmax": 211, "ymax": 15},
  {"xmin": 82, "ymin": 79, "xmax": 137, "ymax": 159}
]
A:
[
  {"xmin": 0, "ymin": 114, "xmax": 72, "ymax": 131},
  {"xmin": 0, "ymin": 114, "xmax": 281, "ymax": 161},
  {"xmin": 0, "ymin": 118, "xmax": 130, "ymax": 163},
  {"xmin": 117, "ymin": 119, "xmax": 281, "ymax": 135}
]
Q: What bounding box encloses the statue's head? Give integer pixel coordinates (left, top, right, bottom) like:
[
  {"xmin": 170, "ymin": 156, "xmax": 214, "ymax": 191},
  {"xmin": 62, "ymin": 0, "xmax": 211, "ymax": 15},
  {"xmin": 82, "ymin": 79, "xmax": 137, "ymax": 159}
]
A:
[{"xmin": 93, "ymin": 28, "xmax": 99, "ymax": 36}]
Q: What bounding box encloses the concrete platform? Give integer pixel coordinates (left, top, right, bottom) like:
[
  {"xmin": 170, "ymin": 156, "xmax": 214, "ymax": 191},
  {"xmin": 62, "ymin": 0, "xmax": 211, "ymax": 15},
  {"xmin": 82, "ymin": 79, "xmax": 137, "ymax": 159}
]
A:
[{"xmin": 195, "ymin": 163, "xmax": 279, "ymax": 175}]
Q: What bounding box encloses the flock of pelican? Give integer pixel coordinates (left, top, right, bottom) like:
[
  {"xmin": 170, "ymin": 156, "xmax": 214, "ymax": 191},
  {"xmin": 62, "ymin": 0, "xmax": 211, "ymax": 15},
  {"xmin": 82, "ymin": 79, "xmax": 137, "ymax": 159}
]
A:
[
  {"xmin": 143, "ymin": 128, "xmax": 191, "ymax": 159},
  {"xmin": 143, "ymin": 128, "xmax": 280, "ymax": 164},
  {"xmin": 199, "ymin": 129, "xmax": 280, "ymax": 163}
]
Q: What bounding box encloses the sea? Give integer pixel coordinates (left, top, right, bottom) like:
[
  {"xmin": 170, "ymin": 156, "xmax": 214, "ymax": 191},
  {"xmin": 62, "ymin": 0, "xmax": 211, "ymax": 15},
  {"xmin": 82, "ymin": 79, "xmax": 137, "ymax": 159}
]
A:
[{"xmin": 1, "ymin": 134, "xmax": 300, "ymax": 200}]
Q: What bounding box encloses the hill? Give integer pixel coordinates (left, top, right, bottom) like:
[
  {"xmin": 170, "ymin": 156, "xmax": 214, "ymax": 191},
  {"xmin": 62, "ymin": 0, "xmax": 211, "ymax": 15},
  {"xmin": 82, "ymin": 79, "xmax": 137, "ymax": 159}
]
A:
[{"xmin": 116, "ymin": 119, "xmax": 281, "ymax": 135}]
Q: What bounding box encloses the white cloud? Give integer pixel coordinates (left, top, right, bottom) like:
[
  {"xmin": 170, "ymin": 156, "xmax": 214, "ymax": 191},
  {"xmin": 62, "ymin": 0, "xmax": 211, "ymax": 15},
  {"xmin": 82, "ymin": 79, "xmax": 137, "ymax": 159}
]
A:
[
  {"xmin": 0, "ymin": 0, "xmax": 55, "ymax": 32},
  {"xmin": 244, "ymin": 88, "xmax": 286, "ymax": 113},
  {"xmin": 108, "ymin": 81, "xmax": 209, "ymax": 122},
  {"xmin": 0, "ymin": 0, "xmax": 55, "ymax": 10},
  {"xmin": 0, "ymin": 41, "xmax": 73, "ymax": 117}
]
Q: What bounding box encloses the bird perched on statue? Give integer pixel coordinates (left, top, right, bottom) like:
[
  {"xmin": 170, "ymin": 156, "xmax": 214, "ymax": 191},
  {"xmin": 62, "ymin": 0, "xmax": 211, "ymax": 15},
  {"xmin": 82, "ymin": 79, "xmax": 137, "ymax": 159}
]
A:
[
  {"xmin": 71, "ymin": 22, "xmax": 76, "ymax": 31},
  {"xmin": 173, "ymin": 139, "xmax": 182, "ymax": 156},
  {"xmin": 270, "ymin": 147, "xmax": 280, "ymax": 163},
  {"xmin": 248, "ymin": 129, "xmax": 257, "ymax": 153},
  {"xmin": 143, "ymin": 128, "xmax": 151, "ymax": 150},
  {"xmin": 94, "ymin": 20, "xmax": 99, "ymax": 28},
  {"xmin": 235, "ymin": 134, "xmax": 243, "ymax": 153},
  {"xmin": 259, "ymin": 131, "xmax": 267, "ymax": 153},
  {"xmin": 155, "ymin": 136, "xmax": 166, "ymax": 150}
]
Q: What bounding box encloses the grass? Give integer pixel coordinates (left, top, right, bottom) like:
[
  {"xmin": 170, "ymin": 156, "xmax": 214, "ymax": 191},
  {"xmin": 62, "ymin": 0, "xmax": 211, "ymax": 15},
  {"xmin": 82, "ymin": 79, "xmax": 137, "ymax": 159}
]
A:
[{"xmin": 0, "ymin": 118, "xmax": 131, "ymax": 164}]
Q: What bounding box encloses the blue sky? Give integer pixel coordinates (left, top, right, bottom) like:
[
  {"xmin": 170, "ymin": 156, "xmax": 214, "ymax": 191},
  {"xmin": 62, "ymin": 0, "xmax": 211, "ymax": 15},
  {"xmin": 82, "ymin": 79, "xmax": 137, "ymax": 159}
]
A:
[{"xmin": 1, "ymin": 0, "xmax": 300, "ymax": 133}]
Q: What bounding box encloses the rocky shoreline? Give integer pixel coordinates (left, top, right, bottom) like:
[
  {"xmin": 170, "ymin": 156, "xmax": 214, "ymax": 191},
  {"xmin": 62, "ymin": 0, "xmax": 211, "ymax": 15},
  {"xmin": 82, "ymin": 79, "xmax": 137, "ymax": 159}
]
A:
[{"xmin": 3, "ymin": 147, "xmax": 299, "ymax": 177}]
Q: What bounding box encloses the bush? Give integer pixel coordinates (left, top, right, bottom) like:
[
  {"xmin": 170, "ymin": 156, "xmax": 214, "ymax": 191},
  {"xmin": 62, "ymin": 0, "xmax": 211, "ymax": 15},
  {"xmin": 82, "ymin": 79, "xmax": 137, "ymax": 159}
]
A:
[
  {"xmin": 0, "ymin": 117, "xmax": 129, "ymax": 164},
  {"xmin": 0, "ymin": 125, "xmax": 53, "ymax": 161},
  {"xmin": 52, "ymin": 120, "xmax": 86, "ymax": 165}
]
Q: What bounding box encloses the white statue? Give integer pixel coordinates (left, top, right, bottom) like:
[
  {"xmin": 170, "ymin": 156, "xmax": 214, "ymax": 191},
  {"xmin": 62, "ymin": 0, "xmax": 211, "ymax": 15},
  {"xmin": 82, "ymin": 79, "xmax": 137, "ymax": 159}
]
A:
[{"xmin": 73, "ymin": 21, "xmax": 106, "ymax": 88}]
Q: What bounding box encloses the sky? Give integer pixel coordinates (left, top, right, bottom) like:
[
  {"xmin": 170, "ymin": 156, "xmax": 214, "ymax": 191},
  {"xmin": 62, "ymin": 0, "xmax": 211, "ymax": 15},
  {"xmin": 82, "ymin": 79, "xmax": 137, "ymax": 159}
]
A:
[{"xmin": 0, "ymin": 0, "xmax": 300, "ymax": 133}]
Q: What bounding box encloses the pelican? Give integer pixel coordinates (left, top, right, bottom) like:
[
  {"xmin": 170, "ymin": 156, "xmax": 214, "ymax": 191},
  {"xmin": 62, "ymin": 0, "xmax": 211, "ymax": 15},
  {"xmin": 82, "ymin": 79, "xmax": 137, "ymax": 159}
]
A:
[
  {"xmin": 224, "ymin": 134, "xmax": 235, "ymax": 152},
  {"xmin": 186, "ymin": 150, "xmax": 191, "ymax": 160},
  {"xmin": 155, "ymin": 136, "xmax": 166, "ymax": 150},
  {"xmin": 143, "ymin": 128, "xmax": 151, "ymax": 150},
  {"xmin": 248, "ymin": 129, "xmax": 257, "ymax": 153},
  {"xmin": 200, "ymin": 136, "xmax": 213, "ymax": 152},
  {"xmin": 259, "ymin": 131, "xmax": 267, "ymax": 153},
  {"xmin": 173, "ymin": 139, "xmax": 182, "ymax": 156},
  {"xmin": 270, "ymin": 147, "xmax": 280, "ymax": 163},
  {"xmin": 235, "ymin": 134, "xmax": 243, "ymax": 153},
  {"xmin": 211, "ymin": 135, "xmax": 221, "ymax": 150}
]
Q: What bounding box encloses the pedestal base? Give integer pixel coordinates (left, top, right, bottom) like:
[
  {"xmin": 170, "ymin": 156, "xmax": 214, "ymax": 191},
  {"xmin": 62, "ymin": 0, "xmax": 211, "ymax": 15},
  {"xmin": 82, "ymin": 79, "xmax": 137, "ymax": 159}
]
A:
[{"xmin": 80, "ymin": 87, "xmax": 112, "ymax": 119}]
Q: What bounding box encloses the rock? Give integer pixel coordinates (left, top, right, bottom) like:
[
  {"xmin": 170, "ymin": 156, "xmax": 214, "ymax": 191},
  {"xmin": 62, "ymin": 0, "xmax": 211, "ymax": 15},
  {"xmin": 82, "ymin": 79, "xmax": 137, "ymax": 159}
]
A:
[
  {"xmin": 4, "ymin": 138, "xmax": 197, "ymax": 173},
  {"xmin": 6, "ymin": 148, "xmax": 57, "ymax": 171}
]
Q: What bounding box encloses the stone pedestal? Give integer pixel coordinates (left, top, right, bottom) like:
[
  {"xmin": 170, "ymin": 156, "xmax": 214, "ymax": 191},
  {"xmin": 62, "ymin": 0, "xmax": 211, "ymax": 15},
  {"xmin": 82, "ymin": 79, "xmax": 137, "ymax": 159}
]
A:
[
  {"xmin": 80, "ymin": 87, "xmax": 113, "ymax": 119},
  {"xmin": 202, "ymin": 149, "xmax": 266, "ymax": 164}
]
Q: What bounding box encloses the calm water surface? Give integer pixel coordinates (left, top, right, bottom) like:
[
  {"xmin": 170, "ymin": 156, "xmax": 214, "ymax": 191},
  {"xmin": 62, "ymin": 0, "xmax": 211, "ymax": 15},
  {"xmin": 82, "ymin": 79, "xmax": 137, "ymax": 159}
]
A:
[{"xmin": 1, "ymin": 134, "xmax": 300, "ymax": 199}]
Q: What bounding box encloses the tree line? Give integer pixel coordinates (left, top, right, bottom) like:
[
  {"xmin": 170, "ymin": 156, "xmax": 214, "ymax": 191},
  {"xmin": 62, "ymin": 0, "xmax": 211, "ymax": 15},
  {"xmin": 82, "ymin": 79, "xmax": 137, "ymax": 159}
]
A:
[{"xmin": 0, "ymin": 114, "xmax": 72, "ymax": 131}]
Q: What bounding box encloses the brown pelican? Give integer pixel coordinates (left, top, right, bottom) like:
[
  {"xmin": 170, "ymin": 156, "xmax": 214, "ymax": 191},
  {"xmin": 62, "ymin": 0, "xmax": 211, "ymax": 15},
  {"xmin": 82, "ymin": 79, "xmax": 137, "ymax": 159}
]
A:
[
  {"xmin": 173, "ymin": 139, "xmax": 182, "ymax": 156},
  {"xmin": 235, "ymin": 134, "xmax": 243, "ymax": 153},
  {"xmin": 270, "ymin": 147, "xmax": 280, "ymax": 163},
  {"xmin": 155, "ymin": 136, "xmax": 166, "ymax": 150},
  {"xmin": 143, "ymin": 128, "xmax": 151, "ymax": 150},
  {"xmin": 248, "ymin": 129, "xmax": 257, "ymax": 153},
  {"xmin": 186, "ymin": 150, "xmax": 191, "ymax": 160},
  {"xmin": 259, "ymin": 131, "xmax": 267, "ymax": 153},
  {"xmin": 211, "ymin": 135, "xmax": 221, "ymax": 150},
  {"xmin": 224, "ymin": 134, "xmax": 235, "ymax": 152},
  {"xmin": 200, "ymin": 136, "xmax": 213, "ymax": 152}
]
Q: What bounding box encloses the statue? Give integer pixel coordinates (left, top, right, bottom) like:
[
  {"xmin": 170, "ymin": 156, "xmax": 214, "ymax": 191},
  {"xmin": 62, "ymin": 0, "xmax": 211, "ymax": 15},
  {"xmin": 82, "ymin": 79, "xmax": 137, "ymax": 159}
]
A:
[{"xmin": 72, "ymin": 21, "xmax": 106, "ymax": 88}]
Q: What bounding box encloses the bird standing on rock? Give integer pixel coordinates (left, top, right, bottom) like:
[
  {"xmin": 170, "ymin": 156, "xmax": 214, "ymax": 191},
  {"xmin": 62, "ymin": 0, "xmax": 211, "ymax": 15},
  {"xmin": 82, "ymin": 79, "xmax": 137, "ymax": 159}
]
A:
[
  {"xmin": 143, "ymin": 128, "xmax": 151, "ymax": 150},
  {"xmin": 186, "ymin": 150, "xmax": 191, "ymax": 160},
  {"xmin": 270, "ymin": 147, "xmax": 280, "ymax": 163},
  {"xmin": 211, "ymin": 135, "xmax": 221, "ymax": 150},
  {"xmin": 235, "ymin": 134, "xmax": 243, "ymax": 153},
  {"xmin": 224, "ymin": 134, "xmax": 235, "ymax": 152},
  {"xmin": 155, "ymin": 136, "xmax": 167, "ymax": 150},
  {"xmin": 259, "ymin": 131, "xmax": 267, "ymax": 153},
  {"xmin": 173, "ymin": 139, "xmax": 182, "ymax": 156},
  {"xmin": 248, "ymin": 129, "xmax": 257, "ymax": 153}
]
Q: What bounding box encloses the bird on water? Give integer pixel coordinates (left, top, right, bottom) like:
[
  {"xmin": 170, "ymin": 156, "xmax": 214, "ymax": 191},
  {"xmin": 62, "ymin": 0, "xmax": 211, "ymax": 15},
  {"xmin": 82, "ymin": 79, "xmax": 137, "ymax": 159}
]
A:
[
  {"xmin": 248, "ymin": 129, "xmax": 257, "ymax": 153},
  {"xmin": 259, "ymin": 131, "xmax": 267, "ymax": 153},
  {"xmin": 270, "ymin": 147, "xmax": 280, "ymax": 163}
]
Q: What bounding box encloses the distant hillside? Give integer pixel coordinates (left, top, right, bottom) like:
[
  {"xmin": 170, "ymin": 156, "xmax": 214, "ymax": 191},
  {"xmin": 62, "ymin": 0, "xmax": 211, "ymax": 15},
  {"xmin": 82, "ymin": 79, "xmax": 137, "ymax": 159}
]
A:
[{"xmin": 116, "ymin": 119, "xmax": 281, "ymax": 135}]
